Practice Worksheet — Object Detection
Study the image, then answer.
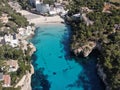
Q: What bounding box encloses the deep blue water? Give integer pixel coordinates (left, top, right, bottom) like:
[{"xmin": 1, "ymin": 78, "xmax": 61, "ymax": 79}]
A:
[{"xmin": 31, "ymin": 24, "xmax": 104, "ymax": 90}]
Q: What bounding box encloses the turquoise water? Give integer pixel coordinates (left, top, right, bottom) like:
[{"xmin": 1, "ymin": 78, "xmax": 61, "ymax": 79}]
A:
[{"xmin": 31, "ymin": 24, "xmax": 104, "ymax": 90}]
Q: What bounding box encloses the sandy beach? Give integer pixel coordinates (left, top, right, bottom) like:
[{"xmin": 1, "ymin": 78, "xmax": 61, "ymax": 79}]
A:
[{"xmin": 19, "ymin": 10, "xmax": 64, "ymax": 26}]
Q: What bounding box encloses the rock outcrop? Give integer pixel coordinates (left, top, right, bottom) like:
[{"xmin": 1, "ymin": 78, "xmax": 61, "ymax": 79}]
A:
[
  {"xmin": 73, "ymin": 41, "xmax": 97, "ymax": 57},
  {"xmin": 15, "ymin": 64, "xmax": 34, "ymax": 90},
  {"xmin": 18, "ymin": 26, "xmax": 35, "ymax": 40},
  {"xmin": 29, "ymin": 42, "xmax": 36, "ymax": 56}
]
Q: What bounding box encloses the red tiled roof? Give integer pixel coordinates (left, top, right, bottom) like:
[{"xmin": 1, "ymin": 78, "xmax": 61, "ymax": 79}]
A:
[{"xmin": 3, "ymin": 75, "xmax": 11, "ymax": 86}]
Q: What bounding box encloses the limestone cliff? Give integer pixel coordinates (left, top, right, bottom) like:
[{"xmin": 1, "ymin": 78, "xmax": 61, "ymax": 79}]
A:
[{"xmin": 73, "ymin": 41, "xmax": 97, "ymax": 57}]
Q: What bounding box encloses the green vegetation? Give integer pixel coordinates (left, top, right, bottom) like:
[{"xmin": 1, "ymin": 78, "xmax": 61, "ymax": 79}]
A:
[
  {"xmin": 10, "ymin": 13, "xmax": 29, "ymax": 27},
  {"xmin": 0, "ymin": 0, "xmax": 29, "ymax": 35},
  {"xmin": 10, "ymin": 60, "xmax": 31, "ymax": 86},
  {"xmin": 0, "ymin": 45, "xmax": 32, "ymax": 63},
  {"xmin": 17, "ymin": 0, "xmax": 32, "ymax": 10},
  {"xmin": 0, "ymin": 45, "xmax": 32, "ymax": 86},
  {"xmin": 0, "ymin": 22, "xmax": 3, "ymax": 28},
  {"xmin": 0, "ymin": 0, "xmax": 33, "ymax": 88},
  {"xmin": 110, "ymin": 0, "xmax": 120, "ymax": 6},
  {"xmin": 67, "ymin": 0, "xmax": 120, "ymax": 90},
  {"xmin": 3, "ymin": 87, "xmax": 20, "ymax": 90},
  {"xmin": 43, "ymin": 0, "xmax": 54, "ymax": 5},
  {"xmin": 0, "ymin": 45, "xmax": 24, "ymax": 60},
  {"xmin": 0, "ymin": 82, "xmax": 3, "ymax": 90},
  {"xmin": 110, "ymin": 0, "xmax": 120, "ymax": 3}
]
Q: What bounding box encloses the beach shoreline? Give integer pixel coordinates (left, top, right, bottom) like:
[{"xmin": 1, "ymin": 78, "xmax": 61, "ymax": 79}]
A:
[{"xmin": 18, "ymin": 10, "xmax": 65, "ymax": 27}]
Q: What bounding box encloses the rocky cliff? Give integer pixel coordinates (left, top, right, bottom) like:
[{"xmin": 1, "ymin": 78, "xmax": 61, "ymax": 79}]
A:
[{"xmin": 73, "ymin": 41, "xmax": 97, "ymax": 57}]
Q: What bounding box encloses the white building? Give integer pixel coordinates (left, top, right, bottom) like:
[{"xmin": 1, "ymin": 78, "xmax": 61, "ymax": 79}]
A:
[
  {"xmin": 18, "ymin": 28, "xmax": 26, "ymax": 36},
  {"xmin": 29, "ymin": 0, "xmax": 66, "ymax": 15},
  {"xmin": 9, "ymin": 40, "xmax": 19, "ymax": 48},
  {"xmin": 4, "ymin": 34, "xmax": 13, "ymax": 43},
  {"xmin": 49, "ymin": 7, "xmax": 57, "ymax": 15},
  {"xmin": 4, "ymin": 34, "xmax": 19, "ymax": 47},
  {"xmin": 49, "ymin": 10, "xmax": 57, "ymax": 15},
  {"xmin": 36, "ymin": 0, "xmax": 42, "ymax": 12},
  {"xmin": 55, "ymin": 4, "xmax": 65, "ymax": 14},
  {"xmin": 18, "ymin": 26, "xmax": 34, "ymax": 37},
  {"xmin": 36, "ymin": 2, "xmax": 50, "ymax": 14},
  {"xmin": 49, "ymin": 4, "xmax": 66, "ymax": 15},
  {"xmin": 29, "ymin": 0, "xmax": 43, "ymax": 7}
]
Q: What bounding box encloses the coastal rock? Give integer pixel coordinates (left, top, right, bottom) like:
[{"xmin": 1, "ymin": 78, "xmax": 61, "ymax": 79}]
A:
[
  {"xmin": 29, "ymin": 42, "xmax": 36, "ymax": 56},
  {"xmin": 74, "ymin": 47, "xmax": 82, "ymax": 55},
  {"xmin": 15, "ymin": 64, "xmax": 34, "ymax": 90},
  {"xmin": 73, "ymin": 41, "xmax": 97, "ymax": 57},
  {"xmin": 16, "ymin": 26, "xmax": 36, "ymax": 90},
  {"xmin": 18, "ymin": 25, "xmax": 36, "ymax": 55}
]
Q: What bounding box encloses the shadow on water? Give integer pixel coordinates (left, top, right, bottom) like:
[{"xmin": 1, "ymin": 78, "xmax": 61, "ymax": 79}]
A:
[
  {"xmin": 71, "ymin": 51, "xmax": 105, "ymax": 90},
  {"xmin": 31, "ymin": 50, "xmax": 51, "ymax": 90},
  {"xmin": 31, "ymin": 27, "xmax": 51, "ymax": 90},
  {"xmin": 31, "ymin": 68, "xmax": 50, "ymax": 90},
  {"xmin": 31, "ymin": 53, "xmax": 39, "ymax": 69},
  {"xmin": 64, "ymin": 51, "xmax": 105, "ymax": 90},
  {"xmin": 61, "ymin": 25, "xmax": 72, "ymax": 60},
  {"xmin": 61, "ymin": 25, "xmax": 105, "ymax": 90}
]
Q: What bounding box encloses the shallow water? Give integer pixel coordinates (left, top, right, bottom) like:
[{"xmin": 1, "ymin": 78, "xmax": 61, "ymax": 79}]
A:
[{"xmin": 31, "ymin": 24, "xmax": 104, "ymax": 90}]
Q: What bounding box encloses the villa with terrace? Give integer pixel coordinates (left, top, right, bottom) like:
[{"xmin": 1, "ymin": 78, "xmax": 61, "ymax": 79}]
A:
[
  {"xmin": 3, "ymin": 34, "xmax": 19, "ymax": 48},
  {"xmin": 0, "ymin": 34, "xmax": 19, "ymax": 48}
]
